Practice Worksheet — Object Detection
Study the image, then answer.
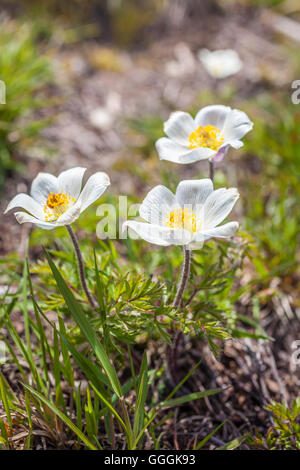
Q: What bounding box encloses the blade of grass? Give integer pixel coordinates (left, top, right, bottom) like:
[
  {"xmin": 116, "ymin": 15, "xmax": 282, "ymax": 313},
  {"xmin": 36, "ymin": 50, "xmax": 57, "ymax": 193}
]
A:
[
  {"xmin": 160, "ymin": 389, "xmax": 223, "ymax": 409},
  {"xmin": 23, "ymin": 383, "xmax": 98, "ymax": 450},
  {"xmin": 53, "ymin": 328, "xmax": 64, "ymax": 409},
  {"xmin": 133, "ymin": 353, "xmax": 148, "ymax": 440},
  {"xmin": 4, "ymin": 311, "xmax": 47, "ymax": 395},
  {"xmin": 58, "ymin": 331, "xmax": 111, "ymax": 391},
  {"xmin": 57, "ymin": 316, "xmax": 74, "ymax": 388},
  {"xmin": 24, "ymin": 391, "xmax": 33, "ymax": 431},
  {"xmin": 93, "ymin": 248, "xmax": 106, "ymax": 320},
  {"xmin": 134, "ymin": 360, "xmax": 209, "ymax": 447},
  {"xmin": 74, "ymin": 384, "xmax": 82, "ymax": 433},
  {"xmin": 0, "ymin": 374, "xmax": 12, "ymax": 429},
  {"xmin": 195, "ymin": 420, "xmax": 226, "ymax": 449},
  {"xmin": 127, "ymin": 345, "xmax": 137, "ymax": 392},
  {"xmin": 27, "ymin": 261, "xmax": 50, "ymax": 384},
  {"xmin": 22, "ymin": 256, "xmax": 31, "ymax": 352},
  {"xmin": 44, "ymin": 249, "xmax": 122, "ymax": 398},
  {"xmin": 89, "ymin": 383, "xmax": 127, "ymax": 434},
  {"xmin": 217, "ymin": 434, "xmax": 250, "ymax": 450}
]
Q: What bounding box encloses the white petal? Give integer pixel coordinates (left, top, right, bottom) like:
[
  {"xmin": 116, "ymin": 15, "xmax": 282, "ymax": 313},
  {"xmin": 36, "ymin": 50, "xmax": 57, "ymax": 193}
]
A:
[
  {"xmin": 164, "ymin": 111, "xmax": 195, "ymax": 145},
  {"xmin": 195, "ymin": 221, "xmax": 239, "ymax": 243},
  {"xmin": 4, "ymin": 194, "xmax": 44, "ymax": 219},
  {"xmin": 14, "ymin": 202, "xmax": 82, "ymax": 229},
  {"xmin": 14, "ymin": 212, "xmax": 57, "ymax": 230},
  {"xmin": 55, "ymin": 202, "xmax": 82, "ymax": 226},
  {"xmin": 30, "ymin": 173, "xmax": 58, "ymax": 205},
  {"xmin": 178, "ymin": 147, "xmax": 215, "ymax": 163},
  {"xmin": 123, "ymin": 220, "xmax": 192, "ymax": 246},
  {"xmin": 175, "ymin": 179, "xmax": 213, "ymax": 210},
  {"xmin": 198, "ymin": 49, "xmax": 242, "ymax": 79},
  {"xmin": 210, "ymin": 140, "xmax": 244, "ymax": 163},
  {"xmin": 222, "ymin": 109, "xmax": 253, "ymax": 141},
  {"xmin": 139, "ymin": 185, "xmax": 178, "ymax": 224},
  {"xmin": 203, "ymin": 188, "xmax": 239, "ymax": 228},
  {"xmin": 57, "ymin": 167, "xmax": 86, "ymax": 200},
  {"xmin": 77, "ymin": 172, "xmax": 110, "ymax": 213},
  {"xmin": 198, "ymin": 48, "xmax": 211, "ymax": 62},
  {"xmin": 195, "ymin": 105, "xmax": 231, "ymax": 129},
  {"xmin": 155, "ymin": 137, "xmax": 189, "ymax": 162},
  {"xmin": 156, "ymin": 137, "xmax": 215, "ymax": 163},
  {"xmin": 227, "ymin": 140, "xmax": 243, "ymax": 149}
]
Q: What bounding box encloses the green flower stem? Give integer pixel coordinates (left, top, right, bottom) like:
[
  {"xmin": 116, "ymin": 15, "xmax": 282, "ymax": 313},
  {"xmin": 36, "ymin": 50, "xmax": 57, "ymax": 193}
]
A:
[{"xmin": 66, "ymin": 225, "xmax": 98, "ymax": 309}]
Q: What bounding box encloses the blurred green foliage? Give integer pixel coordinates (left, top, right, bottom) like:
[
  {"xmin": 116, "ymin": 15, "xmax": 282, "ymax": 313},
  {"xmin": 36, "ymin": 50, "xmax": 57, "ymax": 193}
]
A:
[
  {"xmin": 14, "ymin": 0, "xmax": 164, "ymax": 47},
  {"xmin": 243, "ymin": 94, "xmax": 300, "ymax": 275},
  {"xmin": 0, "ymin": 19, "xmax": 53, "ymax": 188}
]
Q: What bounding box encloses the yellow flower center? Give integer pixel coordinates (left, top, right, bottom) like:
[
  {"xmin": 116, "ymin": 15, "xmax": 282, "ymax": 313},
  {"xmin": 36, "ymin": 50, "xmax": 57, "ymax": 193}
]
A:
[
  {"xmin": 44, "ymin": 192, "xmax": 75, "ymax": 221},
  {"xmin": 165, "ymin": 208, "xmax": 199, "ymax": 233},
  {"xmin": 189, "ymin": 124, "xmax": 224, "ymax": 151}
]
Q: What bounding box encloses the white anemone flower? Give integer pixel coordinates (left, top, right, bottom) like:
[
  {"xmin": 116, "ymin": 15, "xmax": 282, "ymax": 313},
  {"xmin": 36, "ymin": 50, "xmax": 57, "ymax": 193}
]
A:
[
  {"xmin": 5, "ymin": 167, "xmax": 110, "ymax": 230},
  {"xmin": 198, "ymin": 48, "xmax": 243, "ymax": 79},
  {"xmin": 155, "ymin": 105, "xmax": 253, "ymax": 164},
  {"xmin": 123, "ymin": 178, "xmax": 239, "ymax": 249}
]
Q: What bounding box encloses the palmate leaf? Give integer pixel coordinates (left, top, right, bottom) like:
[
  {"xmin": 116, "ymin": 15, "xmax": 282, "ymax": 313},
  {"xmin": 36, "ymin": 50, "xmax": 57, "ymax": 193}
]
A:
[{"xmin": 44, "ymin": 248, "xmax": 122, "ymax": 398}]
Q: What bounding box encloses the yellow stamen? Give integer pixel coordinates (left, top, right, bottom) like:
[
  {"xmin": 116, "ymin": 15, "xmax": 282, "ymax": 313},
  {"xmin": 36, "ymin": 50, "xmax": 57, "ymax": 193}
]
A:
[
  {"xmin": 189, "ymin": 124, "xmax": 224, "ymax": 151},
  {"xmin": 165, "ymin": 208, "xmax": 199, "ymax": 233},
  {"xmin": 43, "ymin": 192, "xmax": 75, "ymax": 221}
]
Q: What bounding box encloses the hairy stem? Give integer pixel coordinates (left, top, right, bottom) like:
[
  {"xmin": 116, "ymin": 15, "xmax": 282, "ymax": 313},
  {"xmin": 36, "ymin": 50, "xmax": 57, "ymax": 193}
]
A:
[
  {"xmin": 209, "ymin": 160, "xmax": 215, "ymax": 182},
  {"xmin": 173, "ymin": 246, "xmax": 191, "ymax": 309},
  {"xmin": 66, "ymin": 225, "xmax": 98, "ymax": 309},
  {"xmin": 169, "ymin": 246, "xmax": 191, "ymax": 384}
]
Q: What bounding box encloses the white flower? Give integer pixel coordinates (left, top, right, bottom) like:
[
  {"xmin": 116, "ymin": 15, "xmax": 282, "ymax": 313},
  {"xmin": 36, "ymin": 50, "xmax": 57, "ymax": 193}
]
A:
[
  {"xmin": 123, "ymin": 178, "xmax": 239, "ymax": 249},
  {"xmin": 89, "ymin": 91, "xmax": 121, "ymax": 130},
  {"xmin": 5, "ymin": 167, "xmax": 110, "ymax": 230},
  {"xmin": 155, "ymin": 105, "xmax": 253, "ymax": 164},
  {"xmin": 198, "ymin": 48, "xmax": 243, "ymax": 79}
]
